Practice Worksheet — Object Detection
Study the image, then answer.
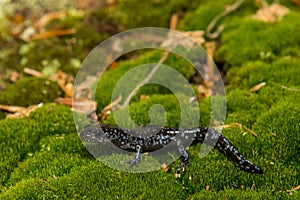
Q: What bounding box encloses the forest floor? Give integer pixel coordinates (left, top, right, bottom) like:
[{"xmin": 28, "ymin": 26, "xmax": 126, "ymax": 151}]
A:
[{"xmin": 0, "ymin": 0, "xmax": 299, "ymax": 199}]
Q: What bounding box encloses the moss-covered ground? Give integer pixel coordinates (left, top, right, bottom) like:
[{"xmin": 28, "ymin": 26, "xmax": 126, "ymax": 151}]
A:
[{"xmin": 0, "ymin": 0, "xmax": 299, "ymax": 199}]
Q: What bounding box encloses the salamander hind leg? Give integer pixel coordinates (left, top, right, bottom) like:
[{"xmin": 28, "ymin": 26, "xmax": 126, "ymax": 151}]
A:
[{"xmin": 175, "ymin": 140, "xmax": 190, "ymax": 178}]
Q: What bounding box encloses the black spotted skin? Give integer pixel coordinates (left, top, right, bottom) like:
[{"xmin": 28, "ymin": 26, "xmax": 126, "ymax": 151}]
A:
[{"xmin": 80, "ymin": 124, "xmax": 263, "ymax": 174}]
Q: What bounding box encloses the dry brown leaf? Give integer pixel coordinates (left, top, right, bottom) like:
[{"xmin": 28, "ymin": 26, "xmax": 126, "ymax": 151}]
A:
[
  {"xmin": 205, "ymin": 41, "xmax": 217, "ymax": 56},
  {"xmin": 0, "ymin": 103, "xmax": 43, "ymax": 119},
  {"xmin": 204, "ymin": 41, "xmax": 220, "ymax": 89},
  {"xmin": 73, "ymin": 76, "xmax": 98, "ymax": 99},
  {"xmin": 56, "ymin": 70, "xmax": 74, "ymax": 97},
  {"xmin": 30, "ymin": 28, "xmax": 76, "ymax": 41},
  {"xmin": 9, "ymin": 70, "xmax": 20, "ymax": 82},
  {"xmin": 162, "ymin": 163, "xmax": 169, "ymax": 172},
  {"xmin": 9, "ymin": 13, "xmax": 25, "ymax": 25},
  {"xmin": 24, "ymin": 68, "xmax": 45, "ymax": 78},
  {"xmin": 10, "ymin": 10, "xmax": 74, "ymax": 42},
  {"xmin": 55, "ymin": 97, "xmax": 73, "ymax": 107},
  {"xmin": 197, "ymin": 84, "xmax": 210, "ymax": 98},
  {"xmin": 139, "ymin": 94, "xmax": 150, "ymax": 100},
  {"xmin": 250, "ymin": 82, "xmax": 266, "ymax": 92},
  {"xmin": 9, "ymin": 13, "xmax": 26, "ymax": 37},
  {"xmin": 252, "ymin": 3, "xmax": 289, "ymax": 23},
  {"xmin": 108, "ymin": 61, "xmax": 119, "ymax": 70},
  {"xmin": 292, "ymin": 0, "xmax": 300, "ymax": 7},
  {"xmin": 174, "ymin": 173, "xmax": 180, "ymax": 179},
  {"xmin": 170, "ymin": 13, "xmax": 179, "ymax": 30},
  {"xmin": 0, "ymin": 104, "xmax": 26, "ymax": 113},
  {"xmin": 182, "ymin": 30, "xmax": 205, "ymax": 45},
  {"xmin": 34, "ymin": 11, "xmax": 67, "ymax": 31},
  {"xmin": 56, "ymin": 98, "xmax": 97, "ymax": 115}
]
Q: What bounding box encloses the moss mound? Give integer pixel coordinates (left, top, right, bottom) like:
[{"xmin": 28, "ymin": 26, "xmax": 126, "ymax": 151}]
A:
[
  {"xmin": 0, "ymin": 0, "xmax": 299, "ymax": 199},
  {"xmin": 215, "ymin": 12, "xmax": 300, "ymax": 65},
  {"xmin": 0, "ymin": 77, "xmax": 61, "ymax": 107}
]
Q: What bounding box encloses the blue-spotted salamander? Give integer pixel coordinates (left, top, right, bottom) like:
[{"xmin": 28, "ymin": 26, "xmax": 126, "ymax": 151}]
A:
[{"xmin": 80, "ymin": 124, "xmax": 263, "ymax": 175}]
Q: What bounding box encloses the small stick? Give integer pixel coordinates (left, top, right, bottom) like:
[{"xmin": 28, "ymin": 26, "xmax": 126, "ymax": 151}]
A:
[
  {"xmin": 24, "ymin": 67, "xmax": 44, "ymax": 77},
  {"xmin": 214, "ymin": 122, "xmax": 258, "ymax": 137},
  {"xmin": 287, "ymin": 184, "xmax": 300, "ymax": 193},
  {"xmin": 122, "ymin": 13, "xmax": 179, "ymax": 107},
  {"xmin": 281, "ymin": 85, "xmax": 300, "ymax": 92},
  {"xmin": 206, "ymin": 0, "xmax": 245, "ymax": 39}
]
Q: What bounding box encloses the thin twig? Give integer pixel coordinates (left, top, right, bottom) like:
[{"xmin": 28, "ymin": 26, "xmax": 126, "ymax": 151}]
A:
[
  {"xmin": 214, "ymin": 122, "xmax": 258, "ymax": 137},
  {"xmin": 122, "ymin": 13, "xmax": 179, "ymax": 107},
  {"xmin": 24, "ymin": 67, "xmax": 45, "ymax": 77},
  {"xmin": 206, "ymin": 0, "xmax": 245, "ymax": 39},
  {"xmin": 0, "ymin": 104, "xmax": 26, "ymax": 113},
  {"xmin": 123, "ymin": 51, "xmax": 170, "ymax": 106},
  {"xmin": 281, "ymin": 85, "xmax": 300, "ymax": 92},
  {"xmin": 287, "ymin": 185, "xmax": 300, "ymax": 193},
  {"xmin": 100, "ymin": 96, "xmax": 122, "ymax": 122}
]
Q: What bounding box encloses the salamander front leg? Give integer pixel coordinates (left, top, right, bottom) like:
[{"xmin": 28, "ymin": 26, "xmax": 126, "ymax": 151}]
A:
[
  {"xmin": 175, "ymin": 140, "xmax": 189, "ymax": 178},
  {"xmin": 126, "ymin": 145, "xmax": 142, "ymax": 167}
]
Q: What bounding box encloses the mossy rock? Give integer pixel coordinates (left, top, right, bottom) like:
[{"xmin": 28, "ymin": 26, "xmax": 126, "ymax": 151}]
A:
[
  {"xmin": 225, "ymin": 59, "xmax": 300, "ymax": 90},
  {"xmin": 215, "ymin": 12, "xmax": 300, "ymax": 65},
  {"xmin": 0, "ymin": 162, "xmax": 187, "ymax": 199},
  {"xmin": 224, "ymin": 58, "xmax": 300, "ymax": 126},
  {"xmin": 0, "ymin": 77, "xmax": 61, "ymax": 106},
  {"xmin": 1, "ymin": 93, "xmax": 298, "ymax": 198},
  {"xmin": 0, "ymin": 105, "xmax": 74, "ymax": 189},
  {"xmin": 1, "ymin": 1, "xmax": 300, "ymax": 199}
]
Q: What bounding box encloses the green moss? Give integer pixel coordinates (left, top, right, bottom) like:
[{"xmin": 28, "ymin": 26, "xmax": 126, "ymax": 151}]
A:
[
  {"xmin": 254, "ymin": 97, "xmax": 300, "ymax": 165},
  {"xmin": 0, "ymin": 104, "xmax": 74, "ymax": 188},
  {"xmin": 190, "ymin": 189, "xmax": 290, "ymax": 200},
  {"xmin": 226, "ymin": 59, "xmax": 300, "ymax": 90},
  {"xmin": 1, "ymin": 87, "xmax": 299, "ymax": 198},
  {"xmin": 178, "ymin": 0, "xmax": 257, "ymax": 31},
  {"xmin": 116, "ymin": 0, "xmax": 203, "ymax": 29},
  {"xmin": 6, "ymin": 133, "xmax": 91, "ymax": 187},
  {"xmin": 215, "ymin": 12, "xmax": 300, "ymax": 65},
  {"xmin": 0, "ymin": 162, "xmax": 187, "ymax": 199},
  {"xmin": 0, "ymin": 77, "xmax": 61, "ymax": 107},
  {"xmin": 1, "ymin": 1, "xmax": 300, "ymax": 199},
  {"xmin": 224, "ymin": 58, "xmax": 300, "ymax": 126},
  {"xmin": 105, "ymin": 94, "xmax": 211, "ymax": 128},
  {"xmin": 95, "ymin": 50, "xmax": 196, "ymax": 112}
]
